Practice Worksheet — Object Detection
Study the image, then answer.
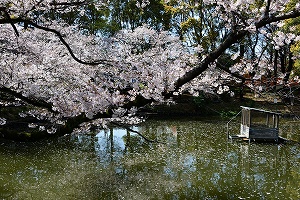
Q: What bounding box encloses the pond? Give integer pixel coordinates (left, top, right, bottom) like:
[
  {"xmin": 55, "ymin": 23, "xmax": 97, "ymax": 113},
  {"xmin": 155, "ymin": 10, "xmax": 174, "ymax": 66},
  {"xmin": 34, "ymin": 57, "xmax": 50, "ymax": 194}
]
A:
[{"xmin": 0, "ymin": 117, "xmax": 299, "ymax": 199}]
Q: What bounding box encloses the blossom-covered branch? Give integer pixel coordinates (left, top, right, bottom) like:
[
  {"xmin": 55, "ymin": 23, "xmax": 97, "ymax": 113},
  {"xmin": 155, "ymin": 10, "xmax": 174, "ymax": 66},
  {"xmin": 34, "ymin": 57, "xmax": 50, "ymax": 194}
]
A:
[
  {"xmin": 0, "ymin": 17, "xmax": 112, "ymax": 66},
  {"xmin": 173, "ymin": 5, "xmax": 300, "ymax": 91}
]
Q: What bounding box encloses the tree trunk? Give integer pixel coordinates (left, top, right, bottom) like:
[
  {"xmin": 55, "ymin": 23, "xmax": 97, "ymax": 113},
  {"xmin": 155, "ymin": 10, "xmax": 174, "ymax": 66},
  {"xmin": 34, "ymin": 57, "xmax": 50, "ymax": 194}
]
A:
[
  {"xmin": 284, "ymin": 43, "xmax": 294, "ymax": 83},
  {"xmin": 280, "ymin": 47, "xmax": 286, "ymax": 74}
]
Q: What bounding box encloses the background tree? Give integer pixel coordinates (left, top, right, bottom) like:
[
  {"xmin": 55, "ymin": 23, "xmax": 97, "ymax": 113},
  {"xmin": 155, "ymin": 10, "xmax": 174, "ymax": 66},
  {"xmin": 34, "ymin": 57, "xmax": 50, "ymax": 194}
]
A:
[
  {"xmin": 280, "ymin": 16, "xmax": 300, "ymax": 79},
  {"xmin": 108, "ymin": 0, "xmax": 171, "ymax": 32}
]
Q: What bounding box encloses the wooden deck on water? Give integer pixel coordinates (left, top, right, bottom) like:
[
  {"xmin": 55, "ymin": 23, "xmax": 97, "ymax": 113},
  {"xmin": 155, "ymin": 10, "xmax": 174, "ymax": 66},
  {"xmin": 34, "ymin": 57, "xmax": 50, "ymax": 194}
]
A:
[
  {"xmin": 229, "ymin": 134, "xmax": 286, "ymax": 143},
  {"xmin": 227, "ymin": 106, "xmax": 284, "ymax": 143}
]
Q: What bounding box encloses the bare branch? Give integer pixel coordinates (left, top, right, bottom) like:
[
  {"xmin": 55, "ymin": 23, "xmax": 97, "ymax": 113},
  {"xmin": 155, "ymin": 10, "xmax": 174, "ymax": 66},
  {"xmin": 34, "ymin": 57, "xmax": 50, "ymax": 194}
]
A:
[
  {"xmin": 49, "ymin": 1, "xmax": 87, "ymax": 6},
  {"xmin": 111, "ymin": 121, "xmax": 163, "ymax": 143}
]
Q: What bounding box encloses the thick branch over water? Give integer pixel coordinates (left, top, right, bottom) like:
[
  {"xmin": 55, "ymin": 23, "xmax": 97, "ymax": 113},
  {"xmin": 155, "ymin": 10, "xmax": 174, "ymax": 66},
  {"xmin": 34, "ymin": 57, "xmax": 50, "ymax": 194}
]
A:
[{"xmin": 173, "ymin": 10, "xmax": 300, "ymax": 91}]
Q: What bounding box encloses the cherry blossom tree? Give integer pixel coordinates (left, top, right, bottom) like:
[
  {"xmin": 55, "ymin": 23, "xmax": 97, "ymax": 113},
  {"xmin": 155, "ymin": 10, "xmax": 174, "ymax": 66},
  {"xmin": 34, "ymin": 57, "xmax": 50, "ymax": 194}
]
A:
[{"xmin": 0, "ymin": 0, "xmax": 300, "ymax": 140}]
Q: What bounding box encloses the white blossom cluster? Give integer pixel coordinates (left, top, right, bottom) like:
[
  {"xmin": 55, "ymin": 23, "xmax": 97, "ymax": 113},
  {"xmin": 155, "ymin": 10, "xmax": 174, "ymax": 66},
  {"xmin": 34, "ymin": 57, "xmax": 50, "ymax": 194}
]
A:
[
  {"xmin": 0, "ymin": 23, "xmax": 193, "ymax": 127},
  {"xmin": 136, "ymin": 0, "xmax": 150, "ymax": 8},
  {"xmin": 0, "ymin": 117, "xmax": 6, "ymax": 125}
]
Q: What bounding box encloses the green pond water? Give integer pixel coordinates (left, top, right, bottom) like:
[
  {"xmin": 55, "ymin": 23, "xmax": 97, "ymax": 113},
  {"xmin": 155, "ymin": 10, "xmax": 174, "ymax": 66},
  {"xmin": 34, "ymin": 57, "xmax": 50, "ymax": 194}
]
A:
[{"xmin": 0, "ymin": 118, "xmax": 299, "ymax": 200}]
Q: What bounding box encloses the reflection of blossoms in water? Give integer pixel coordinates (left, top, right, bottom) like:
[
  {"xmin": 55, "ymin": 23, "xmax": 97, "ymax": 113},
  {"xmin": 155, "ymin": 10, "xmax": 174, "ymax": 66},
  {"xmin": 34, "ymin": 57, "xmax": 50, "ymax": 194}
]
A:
[
  {"xmin": 95, "ymin": 127, "xmax": 140, "ymax": 166},
  {"xmin": 0, "ymin": 119, "xmax": 299, "ymax": 199},
  {"xmin": 0, "ymin": 117, "xmax": 6, "ymax": 125}
]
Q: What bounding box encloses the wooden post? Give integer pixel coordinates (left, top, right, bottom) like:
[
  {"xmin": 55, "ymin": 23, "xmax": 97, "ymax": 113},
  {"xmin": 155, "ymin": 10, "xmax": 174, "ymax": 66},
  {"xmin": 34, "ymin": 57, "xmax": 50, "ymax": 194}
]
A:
[{"xmin": 275, "ymin": 115, "xmax": 279, "ymax": 128}]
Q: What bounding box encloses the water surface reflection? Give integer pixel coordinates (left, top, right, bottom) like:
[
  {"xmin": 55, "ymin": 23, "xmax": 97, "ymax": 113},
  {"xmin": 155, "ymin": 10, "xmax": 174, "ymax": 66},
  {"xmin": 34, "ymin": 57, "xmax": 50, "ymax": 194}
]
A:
[{"xmin": 0, "ymin": 118, "xmax": 299, "ymax": 199}]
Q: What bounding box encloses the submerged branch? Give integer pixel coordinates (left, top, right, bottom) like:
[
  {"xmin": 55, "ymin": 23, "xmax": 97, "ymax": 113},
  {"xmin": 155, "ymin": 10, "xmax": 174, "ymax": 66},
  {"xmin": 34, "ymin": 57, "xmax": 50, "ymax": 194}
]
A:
[{"xmin": 111, "ymin": 121, "xmax": 164, "ymax": 143}]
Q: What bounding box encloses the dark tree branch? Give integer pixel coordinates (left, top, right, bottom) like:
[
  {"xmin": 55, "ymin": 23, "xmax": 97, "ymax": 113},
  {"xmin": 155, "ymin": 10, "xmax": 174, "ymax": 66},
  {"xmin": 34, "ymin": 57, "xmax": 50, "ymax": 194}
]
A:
[
  {"xmin": 26, "ymin": 20, "xmax": 110, "ymax": 66},
  {"xmin": 173, "ymin": 30, "xmax": 247, "ymax": 91},
  {"xmin": 26, "ymin": 20, "xmax": 113, "ymax": 66},
  {"xmin": 0, "ymin": 18, "xmax": 112, "ymax": 66},
  {"xmin": 264, "ymin": 0, "xmax": 272, "ymax": 18},
  {"xmin": 49, "ymin": 1, "xmax": 88, "ymax": 6},
  {"xmin": 256, "ymin": 10, "xmax": 300, "ymax": 27},
  {"xmin": 2, "ymin": 9, "xmax": 19, "ymax": 37},
  {"xmin": 172, "ymin": 10, "xmax": 300, "ymax": 92},
  {"xmin": 0, "ymin": 86, "xmax": 57, "ymax": 113},
  {"xmin": 216, "ymin": 61, "xmax": 246, "ymax": 81},
  {"xmin": 0, "ymin": 86, "xmax": 154, "ymax": 139}
]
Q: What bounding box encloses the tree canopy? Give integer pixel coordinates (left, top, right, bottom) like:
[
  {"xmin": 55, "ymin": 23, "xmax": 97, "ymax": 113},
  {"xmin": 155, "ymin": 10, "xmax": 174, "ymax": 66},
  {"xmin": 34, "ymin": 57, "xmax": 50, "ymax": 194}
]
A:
[{"xmin": 0, "ymin": 0, "xmax": 300, "ymax": 140}]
